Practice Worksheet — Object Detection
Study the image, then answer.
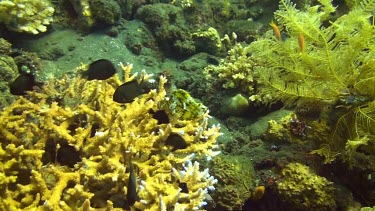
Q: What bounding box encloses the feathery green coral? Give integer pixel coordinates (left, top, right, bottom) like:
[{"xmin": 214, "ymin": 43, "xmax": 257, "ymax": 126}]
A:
[{"xmin": 249, "ymin": 0, "xmax": 375, "ymax": 164}]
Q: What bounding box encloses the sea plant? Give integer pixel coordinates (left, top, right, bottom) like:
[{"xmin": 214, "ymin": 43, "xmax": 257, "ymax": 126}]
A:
[{"xmin": 248, "ymin": 0, "xmax": 375, "ymax": 165}]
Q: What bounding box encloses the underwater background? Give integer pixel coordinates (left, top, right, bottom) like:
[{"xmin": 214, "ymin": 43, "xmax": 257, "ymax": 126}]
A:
[{"xmin": 1, "ymin": 0, "xmax": 375, "ymax": 210}]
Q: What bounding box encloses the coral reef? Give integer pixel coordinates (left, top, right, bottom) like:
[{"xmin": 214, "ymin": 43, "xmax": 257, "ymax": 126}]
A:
[
  {"xmin": 0, "ymin": 62, "xmax": 221, "ymax": 210},
  {"xmin": 277, "ymin": 162, "xmax": 336, "ymax": 211},
  {"xmin": 0, "ymin": 0, "xmax": 54, "ymax": 34},
  {"xmin": 263, "ymin": 111, "xmax": 333, "ymax": 156},
  {"xmin": 264, "ymin": 113, "xmax": 310, "ymax": 144}
]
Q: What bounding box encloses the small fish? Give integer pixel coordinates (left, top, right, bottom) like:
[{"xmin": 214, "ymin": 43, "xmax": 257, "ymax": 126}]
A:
[
  {"xmin": 149, "ymin": 109, "xmax": 170, "ymax": 124},
  {"xmin": 281, "ymin": 32, "xmax": 287, "ymax": 41},
  {"xmin": 127, "ymin": 160, "xmax": 137, "ymax": 206},
  {"xmin": 81, "ymin": 59, "xmax": 116, "ymax": 80},
  {"xmin": 165, "ymin": 133, "xmax": 188, "ymax": 151},
  {"xmin": 90, "ymin": 123, "xmax": 100, "ymax": 137},
  {"xmin": 178, "ymin": 181, "xmax": 189, "ymax": 193},
  {"xmin": 270, "ymin": 21, "xmax": 282, "ymax": 41},
  {"xmin": 298, "ymin": 33, "xmax": 305, "ymax": 53},
  {"xmin": 113, "ymin": 80, "xmax": 143, "ymax": 103},
  {"xmin": 56, "ymin": 143, "xmax": 82, "ymax": 168},
  {"xmin": 9, "ymin": 73, "xmax": 37, "ymax": 95},
  {"xmin": 370, "ymin": 12, "xmax": 375, "ymax": 25},
  {"xmin": 207, "ymin": 55, "xmax": 220, "ymax": 66}
]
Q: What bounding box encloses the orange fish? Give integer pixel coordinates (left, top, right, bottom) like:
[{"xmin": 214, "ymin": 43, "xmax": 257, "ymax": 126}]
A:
[
  {"xmin": 270, "ymin": 21, "xmax": 281, "ymax": 41},
  {"xmin": 298, "ymin": 33, "xmax": 305, "ymax": 53}
]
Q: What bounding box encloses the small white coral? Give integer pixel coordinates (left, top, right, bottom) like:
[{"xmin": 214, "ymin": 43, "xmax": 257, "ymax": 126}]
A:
[
  {"xmin": 137, "ymin": 160, "xmax": 217, "ymax": 210},
  {"xmin": 171, "ymin": 0, "xmax": 194, "ymax": 8},
  {"xmin": 172, "ymin": 160, "xmax": 218, "ymax": 209}
]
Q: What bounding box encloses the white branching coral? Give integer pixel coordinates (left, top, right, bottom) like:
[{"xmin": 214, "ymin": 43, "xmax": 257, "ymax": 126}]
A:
[{"xmin": 138, "ymin": 159, "xmax": 218, "ymax": 210}]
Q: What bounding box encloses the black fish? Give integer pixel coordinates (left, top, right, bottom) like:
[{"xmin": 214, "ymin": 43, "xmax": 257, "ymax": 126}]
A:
[
  {"xmin": 9, "ymin": 73, "xmax": 36, "ymax": 95},
  {"xmin": 150, "ymin": 109, "xmax": 170, "ymax": 124},
  {"xmin": 113, "ymin": 80, "xmax": 143, "ymax": 103},
  {"xmin": 178, "ymin": 182, "xmax": 189, "ymax": 193},
  {"xmin": 56, "ymin": 144, "xmax": 82, "ymax": 168},
  {"xmin": 165, "ymin": 133, "xmax": 188, "ymax": 151},
  {"xmin": 82, "ymin": 59, "xmax": 116, "ymax": 80},
  {"xmin": 41, "ymin": 139, "xmax": 57, "ymax": 165},
  {"xmin": 207, "ymin": 55, "xmax": 220, "ymax": 66},
  {"xmin": 127, "ymin": 160, "xmax": 137, "ymax": 206}
]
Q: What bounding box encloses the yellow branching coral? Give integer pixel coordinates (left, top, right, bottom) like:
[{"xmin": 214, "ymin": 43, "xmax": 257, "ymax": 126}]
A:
[
  {"xmin": 0, "ymin": 63, "xmax": 221, "ymax": 210},
  {"xmin": 0, "ymin": 0, "xmax": 54, "ymax": 34}
]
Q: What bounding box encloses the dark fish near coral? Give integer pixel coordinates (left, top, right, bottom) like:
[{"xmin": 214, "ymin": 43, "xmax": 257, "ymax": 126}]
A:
[
  {"xmin": 178, "ymin": 181, "xmax": 189, "ymax": 193},
  {"xmin": 81, "ymin": 59, "xmax": 116, "ymax": 80},
  {"xmin": 207, "ymin": 55, "xmax": 220, "ymax": 66},
  {"xmin": 113, "ymin": 80, "xmax": 143, "ymax": 103},
  {"xmin": 9, "ymin": 73, "xmax": 37, "ymax": 95},
  {"xmin": 150, "ymin": 109, "xmax": 170, "ymax": 124},
  {"xmin": 56, "ymin": 144, "xmax": 82, "ymax": 168},
  {"xmin": 127, "ymin": 160, "xmax": 138, "ymax": 206},
  {"xmin": 165, "ymin": 133, "xmax": 188, "ymax": 151}
]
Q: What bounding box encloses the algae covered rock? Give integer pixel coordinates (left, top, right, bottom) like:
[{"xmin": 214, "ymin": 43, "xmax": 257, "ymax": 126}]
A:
[
  {"xmin": 90, "ymin": 0, "xmax": 121, "ymax": 25},
  {"xmin": 246, "ymin": 109, "xmax": 292, "ymax": 139},
  {"xmin": 135, "ymin": 3, "xmax": 195, "ymax": 57},
  {"xmin": 220, "ymin": 93, "xmax": 249, "ymax": 116},
  {"xmin": 0, "ymin": 55, "xmax": 18, "ymax": 108},
  {"xmin": 0, "ymin": 55, "xmax": 18, "ymax": 86},
  {"xmin": 209, "ymin": 154, "xmax": 254, "ymax": 210},
  {"xmin": 191, "ymin": 27, "xmax": 222, "ymax": 55},
  {"xmin": 161, "ymin": 89, "xmax": 207, "ymax": 121},
  {"xmin": 0, "ymin": 39, "xmax": 17, "ymax": 87},
  {"xmin": 277, "ymin": 162, "xmax": 336, "ymax": 211},
  {"xmin": 0, "ymin": 38, "xmax": 12, "ymax": 55}
]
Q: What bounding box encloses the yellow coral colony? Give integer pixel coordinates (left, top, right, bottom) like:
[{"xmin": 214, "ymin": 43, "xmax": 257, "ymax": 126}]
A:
[
  {"xmin": 0, "ymin": 0, "xmax": 54, "ymax": 34},
  {"xmin": 0, "ymin": 63, "xmax": 221, "ymax": 210}
]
